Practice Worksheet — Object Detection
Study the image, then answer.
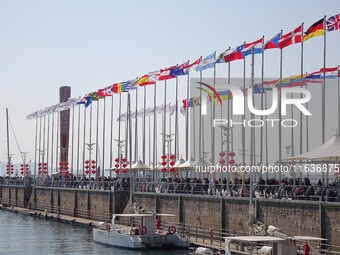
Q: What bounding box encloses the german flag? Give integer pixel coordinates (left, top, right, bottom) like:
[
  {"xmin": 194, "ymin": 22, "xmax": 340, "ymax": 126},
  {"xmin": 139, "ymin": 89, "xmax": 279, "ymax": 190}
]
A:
[{"xmin": 303, "ymin": 18, "xmax": 324, "ymax": 41}]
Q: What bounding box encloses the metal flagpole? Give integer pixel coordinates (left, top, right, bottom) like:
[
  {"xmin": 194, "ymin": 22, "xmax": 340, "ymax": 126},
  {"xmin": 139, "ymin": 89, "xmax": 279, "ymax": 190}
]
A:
[
  {"xmin": 153, "ymin": 82, "xmax": 157, "ymax": 181},
  {"xmin": 95, "ymin": 99, "xmax": 100, "ymax": 181},
  {"xmin": 56, "ymin": 112, "xmax": 59, "ymax": 175},
  {"xmin": 82, "ymin": 107, "xmax": 86, "ymax": 179},
  {"xmin": 42, "ymin": 115, "xmax": 46, "ymax": 177},
  {"xmin": 162, "ymin": 80, "xmax": 167, "ymax": 178},
  {"xmin": 51, "ymin": 112, "xmax": 54, "ymax": 177},
  {"xmin": 148, "ymin": 113, "xmax": 151, "ymax": 166},
  {"xmin": 46, "ymin": 113, "xmax": 50, "ymax": 175},
  {"xmin": 88, "ymin": 104, "xmax": 93, "ymax": 180},
  {"xmin": 70, "ymin": 105, "xmax": 75, "ymax": 176},
  {"xmin": 102, "ymin": 97, "xmax": 106, "ymax": 181},
  {"xmin": 125, "ymin": 95, "xmax": 129, "ymax": 161},
  {"xmin": 227, "ymin": 58, "xmax": 230, "ymax": 188},
  {"xmin": 250, "ymin": 46, "xmax": 255, "ymax": 209},
  {"xmin": 242, "ymin": 44, "xmax": 246, "ymax": 167},
  {"xmin": 305, "ymin": 73, "xmax": 309, "ymax": 179},
  {"xmin": 185, "ymin": 72, "xmax": 190, "ymax": 161},
  {"xmin": 34, "ymin": 117, "xmax": 38, "ymax": 181},
  {"xmin": 297, "ymin": 23, "xmax": 304, "ymax": 182},
  {"xmin": 143, "ymin": 85, "xmax": 147, "ymax": 163},
  {"xmin": 260, "ymin": 36, "xmax": 264, "ymax": 173},
  {"xmin": 109, "ymin": 95, "xmax": 114, "ymax": 178},
  {"xmin": 299, "ymin": 23, "xmax": 304, "ymax": 157},
  {"xmin": 338, "ymin": 66, "xmax": 340, "ymax": 133},
  {"xmin": 38, "ymin": 116, "xmax": 42, "ymax": 175},
  {"xmin": 279, "ymin": 45, "xmax": 283, "ymax": 181},
  {"xmin": 211, "ymin": 52, "xmax": 216, "ymax": 170},
  {"xmin": 175, "ymin": 76, "xmax": 179, "ymax": 160},
  {"xmin": 199, "ymin": 71, "xmax": 202, "ymax": 160},
  {"xmin": 118, "ymin": 93, "xmax": 122, "ymax": 166},
  {"xmin": 77, "ymin": 105, "xmax": 81, "ymax": 178},
  {"xmin": 322, "ymin": 16, "xmax": 327, "ymax": 185},
  {"xmin": 128, "ymin": 92, "xmax": 133, "ymax": 203},
  {"xmin": 134, "ymin": 89, "xmax": 138, "ymax": 162}
]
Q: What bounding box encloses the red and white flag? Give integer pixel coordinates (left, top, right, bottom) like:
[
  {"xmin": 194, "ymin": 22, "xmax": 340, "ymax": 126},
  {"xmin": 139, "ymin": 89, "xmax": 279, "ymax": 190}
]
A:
[{"xmin": 278, "ymin": 25, "xmax": 302, "ymax": 49}]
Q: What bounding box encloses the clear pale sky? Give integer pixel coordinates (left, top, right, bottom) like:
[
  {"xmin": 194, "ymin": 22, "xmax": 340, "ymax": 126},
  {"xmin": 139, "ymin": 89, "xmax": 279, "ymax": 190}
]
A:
[{"xmin": 1, "ymin": 0, "xmax": 340, "ymax": 168}]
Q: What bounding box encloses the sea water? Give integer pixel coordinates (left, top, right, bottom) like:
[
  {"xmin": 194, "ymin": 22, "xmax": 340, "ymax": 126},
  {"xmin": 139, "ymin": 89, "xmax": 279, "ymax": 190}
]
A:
[{"xmin": 0, "ymin": 210, "xmax": 190, "ymax": 255}]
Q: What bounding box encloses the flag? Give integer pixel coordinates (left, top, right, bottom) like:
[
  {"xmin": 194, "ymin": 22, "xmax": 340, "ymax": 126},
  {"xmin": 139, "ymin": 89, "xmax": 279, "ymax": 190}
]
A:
[
  {"xmin": 327, "ymin": 14, "xmax": 340, "ymax": 31},
  {"xmin": 242, "ymin": 38, "xmax": 263, "ymax": 57},
  {"xmin": 320, "ymin": 67, "xmax": 339, "ymax": 78},
  {"xmin": 158, "ymin": 65, "xmax": 177, "ymax": 80},
  {"xmin": 253, "ymin": 84, "xmax": 265, "ymax": 94},
  {"xmin": 170, "ymin": 61, "xmax": 189, "ymax": 76},
  {"xmin": 112, "ymin": 82, "xmax": 122, "ymax": 93},
  {"xmin": 218, "ymin": 90, "xmax": 230, "ymax": 100},
  {"xmin": 278, "ymin": 25, "xmax": 302, "ymax": 49},
  {"xmin": 181, "ymin": 57, "xmax": 201, "ymax": 74},
  {"xmin": 264, "ymin": 32, "xmax": 281, "ymax": 50},
  {"xmin": 220, "ymin": 45, "xmax": 244, "ymax": 62},
  {"xmin": 137, "ymin": 74, "xmax": 155, "ymax": 86},
  {"xmin": 98, "ymin": 85, "xmax": 114, "ymax": 97},
  {"xmin": 148, "ymin": 71, "xmax": 160, "ymax": 82},
  {"xmin": 196, "ymin": 54, "xmax": 215, "ymax": 71},
  {"xmin": 303, "ymin": 18, "xmax": 324, "ymax": 41}
]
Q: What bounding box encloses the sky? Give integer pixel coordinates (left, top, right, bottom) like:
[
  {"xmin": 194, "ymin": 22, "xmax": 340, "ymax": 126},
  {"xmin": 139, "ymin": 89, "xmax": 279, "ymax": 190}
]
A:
[{"xmin": 1, "ymin": 0, "xmax": 340, "ymax": 174}]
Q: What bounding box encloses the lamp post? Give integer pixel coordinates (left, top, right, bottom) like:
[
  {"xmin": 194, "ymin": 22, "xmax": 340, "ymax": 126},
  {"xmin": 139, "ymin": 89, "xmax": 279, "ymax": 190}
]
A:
[
  {"xmin": 85, "ymin": 143, "xmax": 96, "ymax": 180},
  {"xmin": 161, "ymin": 132, "xmax": 175, "ymax": 178}
]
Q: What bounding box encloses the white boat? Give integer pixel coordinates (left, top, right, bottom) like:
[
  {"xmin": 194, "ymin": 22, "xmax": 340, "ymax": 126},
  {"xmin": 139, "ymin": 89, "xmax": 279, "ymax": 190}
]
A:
[
  {"xmin": 93, "ymin": 213, "xmax": 190, "ymax": 250},
  {"xmin": 224, "ymin": 235, "xmax": 328, "ymax": 255}
]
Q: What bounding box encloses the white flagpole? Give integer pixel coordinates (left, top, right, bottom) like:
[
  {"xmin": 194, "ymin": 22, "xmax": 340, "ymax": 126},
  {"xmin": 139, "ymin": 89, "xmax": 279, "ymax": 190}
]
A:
[
  {"xmin": 242, "ymin": 42, "xmax": 246, "ymax": 167},
  {"xmin": 70, "ymin": 105, "xmax": 75, "ymax": 176},
  {"xmin": 143, "ymin": 85, "xmax": 147, "ymax": 163},
  {"xmin": 102, "ymin": 97, "xmax": 106, "ymax": 181},
  {"xmin": 109, "ymin": 95, "xmax": 114, "ymax": 178},
  {"xmin": 82, "ymin": 106, "xmax": 86, "ymax": 179},
  {"xmin": 185, "ymin": 72, "xmax": 190, "ymax": 161},
  {"xmin": 134, "ymin": 89, "xmax": 138, "ymax": 162},
  {"xmin": 162, "ymin": 80, "xmax": 167, "ymax": 178},
  {"xmin": 279, "ymin": 32, "xmax": 283, "ymax": 182},
  {"xmin": 76, "ymin": 105, "xmax": 81, "ymax": 178},
  {"xmin": 299, "ymin": 23, "xmax": 304, "ymax": 157},
  {"xmin": 322, "ymin": 15, "xmax": 327, "ymax": 185}
]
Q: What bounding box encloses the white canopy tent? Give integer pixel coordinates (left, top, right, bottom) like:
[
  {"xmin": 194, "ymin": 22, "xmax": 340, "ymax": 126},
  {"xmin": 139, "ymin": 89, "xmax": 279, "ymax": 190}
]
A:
[{"xmin": 283, "ymin": 135, "xmax": 340, "ymax": 162}]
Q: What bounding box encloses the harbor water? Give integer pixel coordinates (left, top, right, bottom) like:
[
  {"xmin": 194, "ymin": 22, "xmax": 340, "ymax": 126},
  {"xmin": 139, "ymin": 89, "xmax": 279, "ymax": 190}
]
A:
[{"xmin": 0, "ymin": 210, "xmax": 190, "ymax": 255}]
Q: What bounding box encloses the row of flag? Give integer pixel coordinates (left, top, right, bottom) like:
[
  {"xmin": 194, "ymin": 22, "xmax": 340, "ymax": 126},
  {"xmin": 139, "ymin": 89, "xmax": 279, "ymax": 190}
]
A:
[
  {"xmin": 76, "ymin": 13, "xmax": 340, "ymax": 108},
  {"xmin": 180, "ymin": 66, "xmax": 340, "ymax": 113}
]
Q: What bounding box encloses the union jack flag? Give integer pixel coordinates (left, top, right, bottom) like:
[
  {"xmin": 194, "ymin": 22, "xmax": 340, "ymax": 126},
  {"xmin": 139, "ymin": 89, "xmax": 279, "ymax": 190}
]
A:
[{"xmin": 327, "ymin": 14, "xmax": 340, "ymax": 31}]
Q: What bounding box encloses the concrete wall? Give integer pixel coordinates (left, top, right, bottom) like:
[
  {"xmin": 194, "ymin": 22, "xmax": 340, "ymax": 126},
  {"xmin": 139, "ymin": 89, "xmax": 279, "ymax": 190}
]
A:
[{"xmin": 1, "ymin": 184, "xmax": 339, "ymax": 245}]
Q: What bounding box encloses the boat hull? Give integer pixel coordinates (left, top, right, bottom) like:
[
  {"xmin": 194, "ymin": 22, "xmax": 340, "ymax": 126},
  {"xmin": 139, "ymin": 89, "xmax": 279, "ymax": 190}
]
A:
[{"xmin": 93, "ymin": 228, "xmax": 145, "ymax": 250}]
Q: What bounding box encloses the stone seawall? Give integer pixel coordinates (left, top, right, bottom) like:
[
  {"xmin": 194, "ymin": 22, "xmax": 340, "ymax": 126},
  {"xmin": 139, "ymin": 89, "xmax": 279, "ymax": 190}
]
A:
[
  {"xmin": 0, "ymin": 185, "xmax": 339, "ymax": 245},
  {"xmin": 132, "ymin": 192, "xmax": 340, "ymax": 246}
]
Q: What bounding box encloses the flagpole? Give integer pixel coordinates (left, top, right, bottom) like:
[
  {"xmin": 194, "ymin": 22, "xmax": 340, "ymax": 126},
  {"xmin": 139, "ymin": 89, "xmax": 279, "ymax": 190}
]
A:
[
  {"xmin": 227, "ymin": 58, "xmax": 231, "ymax": 189},
  {"xmin": 102, "ymin": 97, "xmax": 106, "ymax": 181},
  {"xmin": 322, "ymin": 15, "xmax": 327, "ymax": 185},
  {"xmin": 250, "ymin": 46, "xmax": 255, "ymax": 209},
  {"xmin": 153, "ymin": 82, "xmax": 157, "ymax": 181},
  {"xmin": 175, "ymin": 76, "xmax": 179, "ymax": 160},
  {"xmin": 46, "ymin": 113, "xmax": 50, "ymax": 175},
  {"xmin": 338, "ymin": 65, "xmax": 340, "ymax": 133},
  {"xmin": 118, "ymin": 93, "xmax": 122, "ymax": 169},
  {"xmin": 143, "ymin": 85, "xmax": 147, "ymax": 163},
  {"xmin": 77, "ymin": 105, "xmax": 81, "ymax": 178},
  {"xmin": 109, "ymin": 94, "xmax": 114, "ymax": 178},
  {"xmin": 34, "ymin": 117, "xmax": 38, "ymax": 181},
  {"xmin": 185, "ymin": 72, "xmax": 190, "ymax": 161},
  {"xmin": 299, "ymin": 23, "xmax": 304, "ymax": 157},
  {"xmin": 211, "ymin": 51, "xmax": 216, "ymax": 170},
  {"xmin": 56, "ymin": 112, "xmax": 59, "ymax": 177},
  {"xmin": 89, "ymin": 104, "xmax": 93, "ymax": 180},
  {"xmin": 305, "ymin": 73, "xmax": 309, "ymax": 179},
  {"xmin": 260, "ymin": 37, "xmax": 264, "ymax": 174},
  {"xmin": 68, "ymin": 105, "xmax": 73, "ymax": 176},
  {"xmin": 134, "ymin": 89, "xmax": 138, "ymax": 162},
  {"xmin": 162, "ymin": 80, "xmax": 167, "ymax": 178},
  {"xmin": 279, "ymin": 42, "xmax": 283, "ymax": 181},
  {"xmin": 199, "ymin": 71, "xmax": 202, "ymax": 160},
  {"xmin": 125, "ymin": 94, "xmax": 129, "ymax": 160},
  {"xmin": 242, "ymin": 42, "xmax": 246, "ymax": 167},
  {"xmin": 82, "ymin": 106, "xmax": 86, "ymax": 179}
]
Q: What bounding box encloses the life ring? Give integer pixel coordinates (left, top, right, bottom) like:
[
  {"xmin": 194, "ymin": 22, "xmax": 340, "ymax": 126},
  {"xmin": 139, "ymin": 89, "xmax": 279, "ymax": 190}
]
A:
[
  {"xmin": 139, "ymin": 226, "xmax": 147, "ymax": 235},
  {"xmin": 168, "ymin": 225, "xmax": 176, "ymax": 234}
]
